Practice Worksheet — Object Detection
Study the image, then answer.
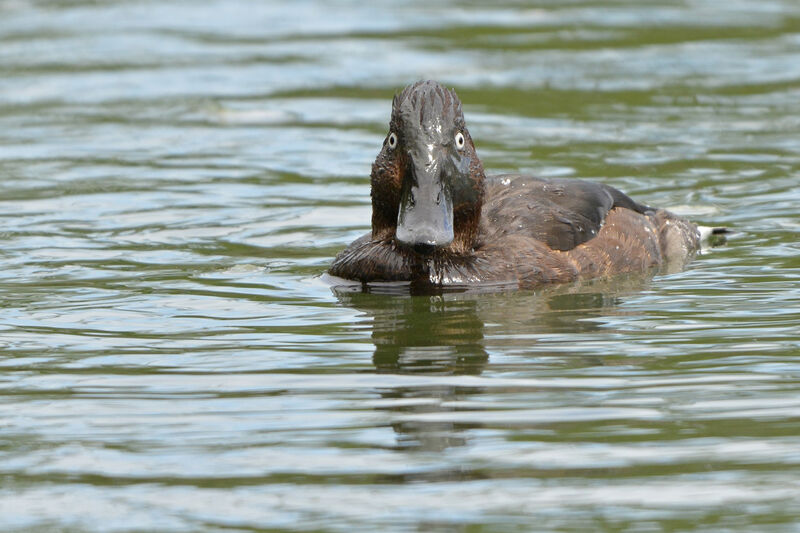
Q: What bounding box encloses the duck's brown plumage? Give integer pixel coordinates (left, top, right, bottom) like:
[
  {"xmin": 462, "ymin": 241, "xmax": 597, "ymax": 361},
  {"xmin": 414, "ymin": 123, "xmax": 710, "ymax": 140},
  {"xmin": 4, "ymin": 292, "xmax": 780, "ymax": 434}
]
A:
[{"xmin": 330, "ymin": 81, "xmax": 700, "ymax": 289}]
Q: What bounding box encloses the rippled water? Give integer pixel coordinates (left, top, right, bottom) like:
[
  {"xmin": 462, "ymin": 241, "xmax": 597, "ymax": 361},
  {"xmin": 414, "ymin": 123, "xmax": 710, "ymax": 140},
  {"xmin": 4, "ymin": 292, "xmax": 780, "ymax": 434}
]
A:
[{"xmin": 2, "ymin": 1, "xmax": 800, "ymax": 531}]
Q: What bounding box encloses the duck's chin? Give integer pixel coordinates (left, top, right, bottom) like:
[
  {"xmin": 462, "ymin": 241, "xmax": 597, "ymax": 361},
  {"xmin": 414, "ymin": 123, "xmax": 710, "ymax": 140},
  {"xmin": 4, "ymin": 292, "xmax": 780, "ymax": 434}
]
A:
[{"xmin": 393, "ymin": 238, "xmax": 449, "ymax": 259}]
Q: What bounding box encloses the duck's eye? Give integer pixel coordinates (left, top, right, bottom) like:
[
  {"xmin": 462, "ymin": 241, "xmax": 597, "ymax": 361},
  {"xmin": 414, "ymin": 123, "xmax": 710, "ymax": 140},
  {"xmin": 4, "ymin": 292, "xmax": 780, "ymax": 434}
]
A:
[
  {"xmin": 455, "ymin": 131, "xmax": 465, "ymax": 150},
  {"xmin": 387, "ymin": 132, "xmax": 398, "ymax": 149}
]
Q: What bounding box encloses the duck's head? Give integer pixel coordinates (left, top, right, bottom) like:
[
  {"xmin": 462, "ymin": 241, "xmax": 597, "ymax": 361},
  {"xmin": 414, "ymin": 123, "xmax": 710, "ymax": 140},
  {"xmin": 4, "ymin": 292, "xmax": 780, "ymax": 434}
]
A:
[{"xmin": 370, "ymin": 80, "xmax": 485, "ymax": 255}]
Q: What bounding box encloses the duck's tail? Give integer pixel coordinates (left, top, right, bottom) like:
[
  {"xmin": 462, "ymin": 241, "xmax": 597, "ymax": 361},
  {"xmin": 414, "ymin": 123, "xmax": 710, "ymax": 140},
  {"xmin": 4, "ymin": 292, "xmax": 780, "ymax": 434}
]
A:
[{"xmin": 698, "ymin": 226, "xmax": 730, "ymax": 247}]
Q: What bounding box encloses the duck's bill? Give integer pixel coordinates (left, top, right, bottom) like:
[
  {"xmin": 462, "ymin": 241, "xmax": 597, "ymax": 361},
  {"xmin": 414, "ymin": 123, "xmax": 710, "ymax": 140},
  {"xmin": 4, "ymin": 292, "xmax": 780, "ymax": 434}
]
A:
[{"xmin": 395, "ymin": 162, "xmax": 454, "ymax": 250}]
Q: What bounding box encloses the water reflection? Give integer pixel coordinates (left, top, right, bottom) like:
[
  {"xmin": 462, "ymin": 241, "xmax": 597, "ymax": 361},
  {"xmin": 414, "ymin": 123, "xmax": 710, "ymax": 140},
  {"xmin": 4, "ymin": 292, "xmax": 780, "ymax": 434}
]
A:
[
  {"xmin": 334, "ymin": 276, "xmax": 651, "ymax": 451},
  {"xmin": 334, "ymin": 274, "xmax": 653, "ymax": 363},
  {"xmin": 341, "ymin": 291, "xmax": 487, "ymax": 375},
  {"xmin": 333, "ymin": 291, "xmax": 481, "ymax": 450}
]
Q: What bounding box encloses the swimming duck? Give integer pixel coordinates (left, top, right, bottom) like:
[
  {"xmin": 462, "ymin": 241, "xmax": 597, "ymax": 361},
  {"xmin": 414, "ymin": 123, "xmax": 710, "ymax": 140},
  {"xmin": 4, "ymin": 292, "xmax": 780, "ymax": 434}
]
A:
[{"xmin": 330, "ymin": 80, "xmax": 703, "ymax": 289}]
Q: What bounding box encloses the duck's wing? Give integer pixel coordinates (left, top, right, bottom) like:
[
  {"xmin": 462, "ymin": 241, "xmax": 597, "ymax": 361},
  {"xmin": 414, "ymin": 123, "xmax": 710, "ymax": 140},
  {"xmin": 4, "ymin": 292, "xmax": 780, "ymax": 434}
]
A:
[{"xmin": 481, "ymin": 175, "xmax": 651, "ymax": 251}]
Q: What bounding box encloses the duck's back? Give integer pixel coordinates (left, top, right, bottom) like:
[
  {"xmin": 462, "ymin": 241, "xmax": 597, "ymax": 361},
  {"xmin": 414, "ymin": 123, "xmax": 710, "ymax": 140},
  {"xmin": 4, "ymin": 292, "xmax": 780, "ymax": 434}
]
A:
[
  {"xmin": 476, "ymin": 175, "xmax": 700, "ymax": 283},
  {"xmin": 479, "ymin": 175, "xmax": 653, "ymax": 250}
]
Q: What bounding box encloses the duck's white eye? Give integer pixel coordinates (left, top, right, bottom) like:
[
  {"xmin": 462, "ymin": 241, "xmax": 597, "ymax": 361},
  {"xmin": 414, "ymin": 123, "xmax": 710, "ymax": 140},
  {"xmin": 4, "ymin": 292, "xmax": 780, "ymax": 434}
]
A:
[
  {"xmin": 387, "ymin": 132, "xmax": 398, "ymax": 149},
  {"xmin": 455, "ymin": 131, "xmax": 465, "ymax": 150}
]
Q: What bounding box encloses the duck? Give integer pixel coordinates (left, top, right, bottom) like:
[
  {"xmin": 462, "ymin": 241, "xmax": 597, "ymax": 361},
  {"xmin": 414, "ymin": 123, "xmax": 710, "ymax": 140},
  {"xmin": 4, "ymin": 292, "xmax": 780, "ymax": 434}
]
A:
[{"xmin": 330, "ymin": 80, "xmax": 707, "ymax": 290}]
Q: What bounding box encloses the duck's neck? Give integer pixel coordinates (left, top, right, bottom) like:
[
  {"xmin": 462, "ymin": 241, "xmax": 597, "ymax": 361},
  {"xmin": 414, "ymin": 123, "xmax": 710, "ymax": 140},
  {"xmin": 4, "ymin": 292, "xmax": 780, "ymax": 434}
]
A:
[
  {"xmin": 449, "ymin": 197, "xmax": 483, "ymax": 254},
  {"xmin": 370, "ymin": 157, "xmax": 402, "ymax": 241},
  {"xmin": 448, "ymin": 157, "xmax": 486, "ymax": 255}
]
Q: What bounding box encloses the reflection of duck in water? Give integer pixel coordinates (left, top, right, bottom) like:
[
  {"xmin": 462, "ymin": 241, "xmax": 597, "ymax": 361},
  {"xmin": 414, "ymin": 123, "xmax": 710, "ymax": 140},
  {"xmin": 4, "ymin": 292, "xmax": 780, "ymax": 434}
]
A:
[
  {"xmin": 335, "ymin": 291, "xmax": 488, "ymax": 450},
  {"xmin": 336, "ymin": 276, "xmax": 650, "ymax": 374},
  {"xmin": 334, "ymin": 280, "xmax": 649, "ymax": 451},
  {"xmin": 337, "ymin": 290, "xmax": 488, "ymax": 375},
  {"xmin": 331, "ymin": 80, "xmax": 721, "ymax": 291}
]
